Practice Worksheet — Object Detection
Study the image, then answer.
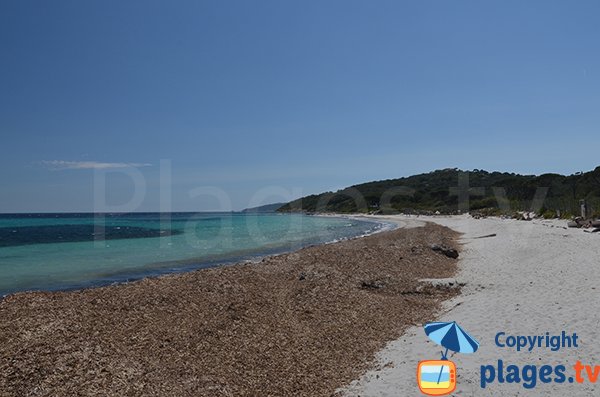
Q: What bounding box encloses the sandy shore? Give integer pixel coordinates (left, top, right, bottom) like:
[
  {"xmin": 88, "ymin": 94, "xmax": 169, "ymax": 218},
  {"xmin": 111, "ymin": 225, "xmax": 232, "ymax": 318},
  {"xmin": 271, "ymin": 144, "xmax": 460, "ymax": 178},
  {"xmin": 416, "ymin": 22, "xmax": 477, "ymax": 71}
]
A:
[
  {"xmin": 342, "ymin": 215, "xmax": 600, "ymax": 396},
  {"xmin": 0, "ymin": 223, "xmax": 460, "ymax": 397}
]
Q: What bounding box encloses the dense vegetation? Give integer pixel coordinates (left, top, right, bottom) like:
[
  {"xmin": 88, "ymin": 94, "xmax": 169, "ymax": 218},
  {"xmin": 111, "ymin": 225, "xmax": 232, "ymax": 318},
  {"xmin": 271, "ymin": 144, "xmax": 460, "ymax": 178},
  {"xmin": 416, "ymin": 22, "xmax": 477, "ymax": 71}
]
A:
[
  {"xmin": 240, "ymin": 203, "xmax": 285, "ymax": 213},
  {"xmin": 278, "ymin": 167, "xmax": 600, "ymax": 218}
]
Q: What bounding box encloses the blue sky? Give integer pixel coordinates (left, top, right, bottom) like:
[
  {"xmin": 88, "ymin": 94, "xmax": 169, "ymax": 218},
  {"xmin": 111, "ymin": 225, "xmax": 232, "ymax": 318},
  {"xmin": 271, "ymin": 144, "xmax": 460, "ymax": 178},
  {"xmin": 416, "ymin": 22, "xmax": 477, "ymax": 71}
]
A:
[{"xmin": 1, "ymin": 0, "xmax": 599, "ymax": 212}]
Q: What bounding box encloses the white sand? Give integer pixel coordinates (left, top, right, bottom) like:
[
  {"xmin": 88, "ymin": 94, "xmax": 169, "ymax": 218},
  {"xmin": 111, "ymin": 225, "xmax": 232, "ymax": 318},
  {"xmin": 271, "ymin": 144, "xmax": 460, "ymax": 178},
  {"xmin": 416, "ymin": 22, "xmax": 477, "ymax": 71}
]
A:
[{"xmin": 342, "ymin": 215, "xmax": 600, "ymax": 396}]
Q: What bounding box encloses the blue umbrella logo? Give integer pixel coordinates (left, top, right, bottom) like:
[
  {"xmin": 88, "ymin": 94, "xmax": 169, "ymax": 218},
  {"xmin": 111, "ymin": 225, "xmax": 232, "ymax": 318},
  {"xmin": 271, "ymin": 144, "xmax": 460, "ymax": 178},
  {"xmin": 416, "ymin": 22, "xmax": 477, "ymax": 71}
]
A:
[
  {"xmin": 417, "ymin": 321, "xmax": 480, "ymax": 393},
  {"xmin": 424, "ymin": 321, "xmax": 479, "ymax": 359}
]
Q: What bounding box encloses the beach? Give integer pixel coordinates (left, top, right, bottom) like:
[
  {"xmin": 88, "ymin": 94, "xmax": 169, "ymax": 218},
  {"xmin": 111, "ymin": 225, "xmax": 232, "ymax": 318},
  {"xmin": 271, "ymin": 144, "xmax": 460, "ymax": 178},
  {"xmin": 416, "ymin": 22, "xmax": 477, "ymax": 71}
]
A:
[
  {"xmin": 0, "ymin": 223, "xmax": 459, "ymax": 397},
  {"xmin": 343, "ymin": 215, "xmax": 600, "ymax": 396},
  {"xmin": 4, "ymin": 2, "xmax": 598, "ymax": 396},
  {"xmin": 3, "ymin": 215, "xmax": 596, "ymax": 396}
]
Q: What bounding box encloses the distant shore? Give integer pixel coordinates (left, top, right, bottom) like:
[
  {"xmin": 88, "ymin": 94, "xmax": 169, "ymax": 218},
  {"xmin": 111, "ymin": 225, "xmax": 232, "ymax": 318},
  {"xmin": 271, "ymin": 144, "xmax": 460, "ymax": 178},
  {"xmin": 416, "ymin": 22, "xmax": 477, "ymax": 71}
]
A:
[{"xmin": 0, "ymin": 222, "xmax": 459, "ymax": 396}]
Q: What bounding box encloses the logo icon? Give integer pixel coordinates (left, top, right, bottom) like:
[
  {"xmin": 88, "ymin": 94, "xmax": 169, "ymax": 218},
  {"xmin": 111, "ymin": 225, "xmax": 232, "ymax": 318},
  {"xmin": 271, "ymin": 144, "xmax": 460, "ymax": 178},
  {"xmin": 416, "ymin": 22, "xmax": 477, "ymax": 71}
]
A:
[
  {"xmin": 417, "ymin": 360, "xmax": 457, "ymax": 395},
  {"xmin": 417, "ymin": 321, "xmax": 479, "ymax": 396}
]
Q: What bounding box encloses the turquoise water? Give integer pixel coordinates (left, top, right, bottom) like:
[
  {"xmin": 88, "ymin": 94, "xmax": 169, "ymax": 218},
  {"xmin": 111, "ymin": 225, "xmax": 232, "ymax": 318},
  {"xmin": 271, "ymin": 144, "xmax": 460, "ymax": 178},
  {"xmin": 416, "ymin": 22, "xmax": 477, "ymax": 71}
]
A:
[{"xmin": 0, "ymin": 213, "xmax": 388, "ymax": 296}]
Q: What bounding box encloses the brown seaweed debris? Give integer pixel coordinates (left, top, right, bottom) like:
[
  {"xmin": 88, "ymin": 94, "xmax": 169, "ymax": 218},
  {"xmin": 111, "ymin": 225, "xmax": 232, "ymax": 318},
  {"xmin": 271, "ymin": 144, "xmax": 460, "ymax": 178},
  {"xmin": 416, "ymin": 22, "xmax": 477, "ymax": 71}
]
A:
[{"xmin": 0, "ymin": 223, "xmax": 461, "ymax": 397}]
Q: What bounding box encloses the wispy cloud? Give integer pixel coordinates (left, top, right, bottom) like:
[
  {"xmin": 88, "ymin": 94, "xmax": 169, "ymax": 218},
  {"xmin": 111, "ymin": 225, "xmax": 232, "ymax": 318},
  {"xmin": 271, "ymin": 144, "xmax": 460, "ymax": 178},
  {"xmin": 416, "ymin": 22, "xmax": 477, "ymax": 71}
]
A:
[{"xmin": 41, "ymin": 160, "xmax": 152, "ymax": 170}]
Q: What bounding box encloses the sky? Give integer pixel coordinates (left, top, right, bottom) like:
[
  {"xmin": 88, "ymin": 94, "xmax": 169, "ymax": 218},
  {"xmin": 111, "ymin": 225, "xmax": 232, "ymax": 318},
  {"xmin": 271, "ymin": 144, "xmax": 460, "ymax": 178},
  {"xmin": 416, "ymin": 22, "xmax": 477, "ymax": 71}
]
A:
[{"xmin": 1, "ymin": 0, "xmax": 599, "ymax": 212}]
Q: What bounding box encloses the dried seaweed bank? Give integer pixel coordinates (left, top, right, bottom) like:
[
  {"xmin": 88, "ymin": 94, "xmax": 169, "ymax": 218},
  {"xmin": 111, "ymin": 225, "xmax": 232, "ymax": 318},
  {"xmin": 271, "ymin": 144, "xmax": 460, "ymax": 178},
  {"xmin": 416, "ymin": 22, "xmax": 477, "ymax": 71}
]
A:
[{"xmin": 0, "ymin": 223, "xmax": 460, "ymax": 397}]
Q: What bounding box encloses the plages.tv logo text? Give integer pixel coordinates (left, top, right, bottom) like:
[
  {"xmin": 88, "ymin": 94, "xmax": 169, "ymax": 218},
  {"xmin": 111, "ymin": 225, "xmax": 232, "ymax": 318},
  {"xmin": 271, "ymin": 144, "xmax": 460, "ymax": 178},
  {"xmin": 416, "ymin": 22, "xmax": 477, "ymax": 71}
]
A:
[{"xmin": 480, "ymin": 330, "xmax": 600, "ymax": 389}]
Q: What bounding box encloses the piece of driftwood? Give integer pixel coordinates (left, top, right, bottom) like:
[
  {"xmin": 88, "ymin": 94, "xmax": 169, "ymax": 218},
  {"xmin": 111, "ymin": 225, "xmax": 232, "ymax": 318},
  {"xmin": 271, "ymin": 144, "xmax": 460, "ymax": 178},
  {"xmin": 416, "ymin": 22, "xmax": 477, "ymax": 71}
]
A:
[
  {"xmin": 472, "ymin": 233, "xmax": 497, "ymax": 239},
  {"xmin": 583, "ymin": 228, "xmax": 600, "ymax": 233},
  {"xmin": 568, "ymin": 218, "xmax": 600, "ymax": 229}
]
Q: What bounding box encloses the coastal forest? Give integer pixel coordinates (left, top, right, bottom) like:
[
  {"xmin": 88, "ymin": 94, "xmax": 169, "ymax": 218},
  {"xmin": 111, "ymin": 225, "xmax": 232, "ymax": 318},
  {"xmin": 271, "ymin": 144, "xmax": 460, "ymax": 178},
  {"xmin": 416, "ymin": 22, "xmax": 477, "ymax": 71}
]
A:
[{"xmin": 277, "ymin": 167, "xmax": 600, "ymax": 218}]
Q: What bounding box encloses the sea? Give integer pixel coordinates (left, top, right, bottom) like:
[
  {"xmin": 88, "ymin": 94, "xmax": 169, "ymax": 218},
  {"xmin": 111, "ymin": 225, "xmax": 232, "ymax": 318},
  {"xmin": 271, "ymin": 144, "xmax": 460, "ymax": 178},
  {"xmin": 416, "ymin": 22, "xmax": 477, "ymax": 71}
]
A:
[{"xmin": 0, "ymin": 212, "xmax": 391, "ymax": 296}]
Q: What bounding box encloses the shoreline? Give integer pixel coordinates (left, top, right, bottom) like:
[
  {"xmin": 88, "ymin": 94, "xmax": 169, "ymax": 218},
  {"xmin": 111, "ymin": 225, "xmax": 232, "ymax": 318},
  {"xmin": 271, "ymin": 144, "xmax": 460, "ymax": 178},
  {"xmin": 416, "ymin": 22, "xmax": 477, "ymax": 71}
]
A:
[{"xmin": 0, "ymin": 221, "xmax": 459, "ymax": 396}]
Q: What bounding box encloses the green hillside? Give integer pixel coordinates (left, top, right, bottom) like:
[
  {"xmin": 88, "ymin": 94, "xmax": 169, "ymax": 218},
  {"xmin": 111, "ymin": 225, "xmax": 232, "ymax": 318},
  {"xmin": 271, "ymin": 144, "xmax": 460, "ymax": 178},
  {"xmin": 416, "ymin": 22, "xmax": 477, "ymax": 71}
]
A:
[
  {"xmin": 278, "ymin": 167, "xmax": 600, "ymax": 217},
  {"xmin": 240, "ymin": 203, "xmax": 285, "ymax": 213}
]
